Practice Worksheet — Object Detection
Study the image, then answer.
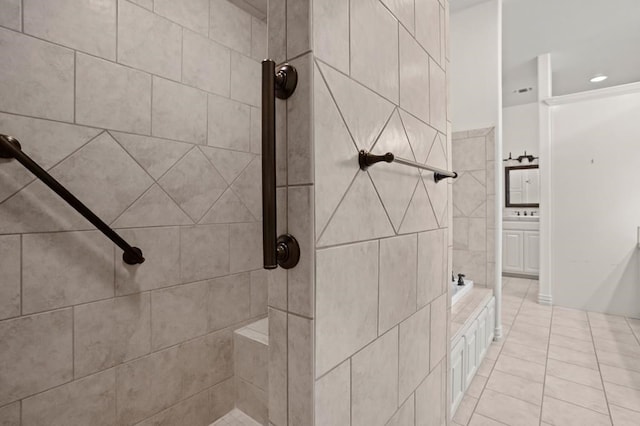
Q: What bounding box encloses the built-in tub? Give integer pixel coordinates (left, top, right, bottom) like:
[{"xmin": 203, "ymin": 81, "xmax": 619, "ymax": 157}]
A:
[{"xmin": 451, "ymin": 279, "xmax": 474, "ymax": 305}]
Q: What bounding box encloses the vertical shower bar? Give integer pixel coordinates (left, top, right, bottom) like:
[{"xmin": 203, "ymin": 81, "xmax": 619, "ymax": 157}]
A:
[
  {"xmin": 261, "ymin": 59, "xmax": 300, "ymax": 270},
  {"xmin": 262, "ymin": 60, "xmax": 278, "ymax": 269}
]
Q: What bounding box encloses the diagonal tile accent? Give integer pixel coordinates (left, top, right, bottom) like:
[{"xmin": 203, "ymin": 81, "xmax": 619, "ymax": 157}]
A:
[
  {"xmin": 424, "ymin": 137, "xmax": 448, "ymax": 225},
  {"xmin": 111, "ymin": 132, "xmax": 192, "ymax": 180},
  {"xmin": 199, "ymin": 146, "xmax": 254, "ymax": 185},
  {"xmin": 399, "ymin": 110, "xmax": 437, "ymax": 164},
  {"xmin": 452, "ymin": 173, "xmax": 485, "ymax": 217},
  {"xmin": 318, "ymin": 172, "xmax": 394, "ymax": 247},
  {"xmin": 111, "ymin": 184, "xmax": 192, "ymax": 228},
  {"xmin": 158, "ymin": 147, "xmax": 227, "ymax": 221},
  {"xmin": 230, "ymin": 156, "xmax": 262, "ymax": 221},
  {"xmin": 368, "ymin": 110, "xmax": 420, "ymax": 231},
  {"xmin": 0, "ymin": 113, "xmax": 101, "ymax": 203},
  {"xmin": 317, "ymin": 60, "xmax": 394, "ymax": 151},
  {"xmin": 399, "ymin": 180, "xmax": 438, "ymax": 234},
  {"xmin": 314, "ymin": 62, "xmax": 360, "ymax": 236},
  {"xmin": 200, "ymin": 188, "xmax": 255, "ymax": 224}
]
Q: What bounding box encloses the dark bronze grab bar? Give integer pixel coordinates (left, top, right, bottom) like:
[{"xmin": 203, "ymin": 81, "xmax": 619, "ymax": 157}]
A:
[
  {"xmin": 0, "ymin": 134, "xmax": 145, "ymax": 265},
  {"xmin": 261, "ymin": 59, "xmax": 300, "ymax": 270},
  {"xmin": 359, "ymin": 150, "xmax": 458, "ymax": 182}
]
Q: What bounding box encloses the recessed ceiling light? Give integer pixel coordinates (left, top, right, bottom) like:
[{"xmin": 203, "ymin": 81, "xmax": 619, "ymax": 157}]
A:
[{"xmin": 590, "ymin": 75, "xmax": 608, "ymax": 83}]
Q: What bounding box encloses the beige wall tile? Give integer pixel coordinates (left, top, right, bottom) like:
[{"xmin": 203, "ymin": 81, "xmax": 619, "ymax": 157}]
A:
[
  {"xmin": 24, "ymin": 0, "xmax": 115, "ymax": 59},
  {"xmin": 208, "ymin": 94, "xmax": 251, "ymax": 152},
  {"xmin": 230, "ymin": 52, "xmax": 260, "ymax": 107},
  {"xmin": 22, "ymin": 231, "xmax": 114, "ymax": 314},
  {"xmin": 287, "ymin": 185, "xmax": 314, "ymax": 317},
  {"xmin": 0, "ymin": 0, "xmax": 21, "ymax": 31},
  {"xmin": 288, "ymin": 314, "xmax": 314, "ymax": 426},
  {"xmin": 210, "ymin": 378, "xmax": 236, "ymax": 422},
  {"xmin": 76, "ymin": 53, "xmax": 151, "ymax": 134},
  {"xmin": 316, "ymin": 241, "xmax": 379, "ymax": 377},
  {"xmin": 208, "ymin": 273, "xmax": 252, "ymax": 331},
  {"xmin": 210, "ymin": 0, "xmax": 252, "ymax": 55},
  {"xmin": 287, "ymin": 53, "xmax": 313, "ymax": 185},
  {"xmin": 229, "ymin": 222, "xmax": 262, "ymax": 273},
  {"xmin": 136, "ymin": 390, "xmax": 210, "ymax": 426},
  {"xmin": 351, "ymin": 328, "xmax": 399, "ymax": 426},
  {"xmin": 0, "ymin": 401, "xmax": 20, "ymax": 426},
  {"xmin": 350, "ymin": 0, "xmax": 399, "ymax": 102},
  {"xmin": 0, "ymin": 309, "xmax": 73, "ymax": 406},
  {"xmin": 429, "ymin": 60, "xmax": 447, "ymax": 132},
  {"xmin": 418, "ymin": 229, "xmax": 445, "ymax": 307},
  {"xmin": 115, "ymin": 227, "xmax": 181, "ymax": 295},
  {"xmin": 235, "ymin": 333, "xmax": 268, "ymax": 391},
  {"xmin": 22, "ymin": 369, "xmax": 116, "ymax": 426},
  {"xmin": 380, "ymin": 234, "xmax": 418, "ymax": 333},
  {"xmin": 183, "ymin": 30, "xmax": 231, "ymax": 97},
  {"xmin": 74, "ymin": 293, "xmax": 151, "ymax": 378},
  {"xmin": 387, "ymin": 395, "xmax": 415, "ymax": 426},
  {"xmin": 315, "ymin": 360, "xmax": 350, "ymax": 426},
  {"xmin": 237, "ymin": 378, "xmax": 267, "ymax": 424},
  {"xmin": 0, "ymin": 28, "xmax": 74, "ymax": 121},
  {"xmin": 399, "ymin": 26, "xmax": 430, "ymax": 123},
  {"xmin": 267, "ymin": 0, "xmax": 285, "ymax": 63},
  {"xmin": 313, "ymin": 0, "xmax": 349, "ymax": 73},
  {"xmin": 250, "ymin": 17, "xmax": 267, "ymax": 61},
  {"xmin": 415, "ymin": 0, "xmax": 441, "ymax": 60},
  {"xmin": 180, "ymin": 225, "xmax": 230, "ymax": 282},
  {"xmin": 151, "ymin": 281, "xmax": 209, "ymax": 350},
  {"xmin": 0, "ymin": 235, "xmax": 20, "ymax": 320},
  {"xmin": 416, "ymin": 362, "xmax": 445, "ymax": 426},
  {"xmin": 286, "ymin": 0, "xmax": 310, "ymax": 58},
  {"xmin": 155, "ymin": 0, "xmax": 209, "ymax": 35},
  {"xmin": 268, "ymin": 308, "xmax": 288, "ymax": 426},
  {"xmin": 152, "ymin": 77, "xmax": 208, "ymax": 145},
  {"xmin": 0, "ymin": 113, "xmax": 100, "ymax": 203},
  {"xmin": 118, "ymin": 1, "xmax": 182, "ymax": 80},
  {"xmin": 399, "ymin": 305, "xmax": 430, "ymax": 402},
  {"xmin": 430, "ymin": 293, "xmax": 448, "ymax": 367}
]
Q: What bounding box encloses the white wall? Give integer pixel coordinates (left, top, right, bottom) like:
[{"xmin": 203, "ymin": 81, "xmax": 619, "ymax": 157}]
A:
[
  {"xmin": 549, "ymin": 89, "xmax": 640, "ymax": 317},
  {"xmin": 503, "ymin": 102, "xmax": 538, "ymax": 158},
  {"xmin": 450, "ymin": 0, "xmax": 501, "ymax": 132}
]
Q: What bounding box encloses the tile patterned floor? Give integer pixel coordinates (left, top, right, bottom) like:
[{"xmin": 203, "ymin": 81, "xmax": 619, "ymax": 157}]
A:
[
  {"xmin": 210, "ymin": 408, "xmax": 261, "ymax": 426},
  {"xmin": 453, "ymin": 277, "xmax": 640, "ymax": 426}
]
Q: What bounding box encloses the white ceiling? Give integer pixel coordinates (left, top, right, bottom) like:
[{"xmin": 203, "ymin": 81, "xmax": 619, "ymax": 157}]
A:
[{"xmin": 453, "ymin": 0, "xmax": 640, "ymax": 107}]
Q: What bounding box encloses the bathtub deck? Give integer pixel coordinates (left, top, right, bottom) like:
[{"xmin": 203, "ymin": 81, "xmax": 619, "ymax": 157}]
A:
[{"xmin": 451, "ymin": 287, "xmax": 493, "ymax": 340}]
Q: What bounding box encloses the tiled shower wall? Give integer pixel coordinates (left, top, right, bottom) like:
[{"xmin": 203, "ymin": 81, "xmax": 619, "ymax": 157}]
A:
[
  {"xmin": 311, "ymin": 0, "xmax": 452, "ymax": 424},
  {"xmin": 0, "ymin": 1, "xmax": 271, "ymax": 424},
  {"xmin": 452, "ymin": 128, "xmax": 496, "ymax": 288}
]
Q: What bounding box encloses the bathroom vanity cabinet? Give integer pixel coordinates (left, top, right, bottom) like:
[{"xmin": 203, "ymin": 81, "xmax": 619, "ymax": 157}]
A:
[{"xmin": 502, "ymin": 219, "xmax": 539, "ymax": 276}]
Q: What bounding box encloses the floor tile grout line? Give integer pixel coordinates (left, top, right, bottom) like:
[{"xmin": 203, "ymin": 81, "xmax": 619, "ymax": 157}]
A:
[
  {"xmin": 538, "ymin": 300, "xmax": 553, "ymax": 425},
  {"xmin": 587, "ymin": 312, "xmax": 615, "ymax": 423}
]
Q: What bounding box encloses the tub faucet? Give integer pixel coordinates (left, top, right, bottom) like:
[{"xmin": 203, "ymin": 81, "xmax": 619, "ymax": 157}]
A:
[{"xmin": 457, "ymin": 274, "xmax": 465, "ymax": 286}]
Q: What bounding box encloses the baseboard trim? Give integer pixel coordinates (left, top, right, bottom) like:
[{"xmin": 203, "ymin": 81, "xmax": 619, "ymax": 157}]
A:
[
  {"xmin": 538, "ymin": 293, "xmax": 553, "ymax": 305},
  {"xmin": 503, "ymin": 272, "xmax": 539, "ymax": 279}
]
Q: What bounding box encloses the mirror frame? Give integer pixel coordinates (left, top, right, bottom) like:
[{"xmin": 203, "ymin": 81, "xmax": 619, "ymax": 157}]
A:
[{"xmin": 505, "ymin": 164, "xmax": 539, "ymax": 208}]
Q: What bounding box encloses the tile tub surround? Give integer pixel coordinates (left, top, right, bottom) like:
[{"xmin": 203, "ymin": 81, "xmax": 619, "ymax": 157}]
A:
[
  {"xmin": 0, "ymin": 0, "xmax": 275, "ymax": 424},
  {"xmin": 312, "ymin": 0, "xmax": 452, "ymax": 424},
  {"xmin": 452, "ymin": 128, "xmax": 496, "ymax": 288}
]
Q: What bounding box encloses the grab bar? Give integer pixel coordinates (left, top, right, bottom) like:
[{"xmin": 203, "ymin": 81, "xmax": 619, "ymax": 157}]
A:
[
  {"xmin": 358, "ymin": 150, "xmax": 458, "ymax": 182},
  {"xmin": 261, "ymin": 59, "xmax": 300, "ymax": 270},
  {"xmin": 0, "ymin": 134, "xmax": 145, "ymax": 265}
]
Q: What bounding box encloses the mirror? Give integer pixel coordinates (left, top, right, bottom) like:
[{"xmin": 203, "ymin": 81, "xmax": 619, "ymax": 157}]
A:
[{"xmin": 505, "ymin": 165, "xmax": 539, "ymax": 207}]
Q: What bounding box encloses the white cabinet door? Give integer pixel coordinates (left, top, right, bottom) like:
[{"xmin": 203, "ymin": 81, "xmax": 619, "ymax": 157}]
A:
[
  {"xmin": 464, "ymin": 320, "xmax": 479, "ymax": 388},
  {"xmin": 503, "ymin": 230, "xmax": 524, "ymax": 273},
  {"xmin": 451, "ymin": 337, "xmax": 466, "ymax": 414},
  {"xmin": 524, "ymin": 231, "xmax": 540, "ymax": 274}
]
